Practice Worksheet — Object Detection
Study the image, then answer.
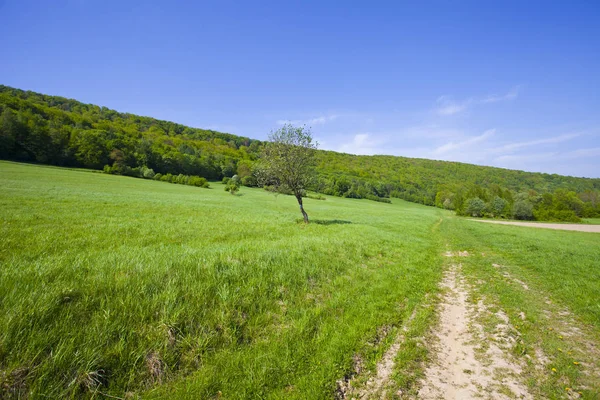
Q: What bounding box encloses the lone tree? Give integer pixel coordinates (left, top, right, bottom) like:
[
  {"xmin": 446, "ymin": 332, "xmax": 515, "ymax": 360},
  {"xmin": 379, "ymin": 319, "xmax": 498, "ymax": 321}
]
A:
[{"xmin": 259, "ymin": 124, "xmax": 318, "ymax": 223}]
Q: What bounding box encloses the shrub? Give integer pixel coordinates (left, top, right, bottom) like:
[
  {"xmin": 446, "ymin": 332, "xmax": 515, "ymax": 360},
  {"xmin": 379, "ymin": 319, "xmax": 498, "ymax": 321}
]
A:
[
  {"xmin": 465, "ymin": 197, "xmax": 486, "ymax": 217},
  {"xmin": 175, "ymin": 174, "xmax": 187, "ymax": 185},
  {"xmin": 443, "ymin": 198, "xmax": 452, "ymax": 210},
  {"xmin": 534, "ymin": 209, "xmax": 581, "ymax": 222},
  {"xmin": 241, "ymin": 175, "xmax": 257, "ymax": 187},
  {"xmin": 222, "ymin": 177, "xmax": 231, "ymax": 184},
  {"xmin": 153, "ymin": 173, "xmax": 162, "ymax": 181},
  {"xmin": 225, "ymin": 178, "xmax": 240, "ymax": 194},
  {"xmin": 366, "ymin": 194, "xmax": 391, "ymax": 203},
  {"xmin": 141, "ymin": 166, "xmax": 155, "ymax": 179},
  {"xmin": 513, "ymin": 200, "xmax": 534, "ymax": 220},
  {"xmin": 188, "ymin": 176, "xmax": 208, "ymax": 188},
  {"xmin": 490, "ymin": 196, "xmax": 508, "ymax": 218}
]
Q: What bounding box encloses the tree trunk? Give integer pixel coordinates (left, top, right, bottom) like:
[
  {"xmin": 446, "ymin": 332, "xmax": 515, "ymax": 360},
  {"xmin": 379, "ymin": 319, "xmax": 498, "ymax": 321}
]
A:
[{"xmin": 296, "ymin": 194, "xmax": 309, "ymax": 223}]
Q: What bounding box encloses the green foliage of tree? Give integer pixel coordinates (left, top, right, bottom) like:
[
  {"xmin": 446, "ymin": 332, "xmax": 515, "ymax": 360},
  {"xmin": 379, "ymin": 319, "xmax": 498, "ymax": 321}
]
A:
[
  {"xmin": 513, "ymin": 200, "xmax": 534, "ymax": 220},
  {"xmin": 259, "ymin": 124, "xmax": 317, "ymax": 223},
  {"xmin": 465, "ymin": 197, "xmax": 486, "ymax": 217},
  {"xmin": 490, "ymin": 196, "xmax": 509, "ymax": 218}
]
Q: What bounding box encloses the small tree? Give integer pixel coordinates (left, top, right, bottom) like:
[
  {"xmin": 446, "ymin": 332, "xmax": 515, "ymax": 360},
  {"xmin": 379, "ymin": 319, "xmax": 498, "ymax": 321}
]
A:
[
  {"xmin": 465, "ymin": 197, "xmax": 486, "ymax": 217},
  {"xmin": 225, "ymin": 175, "xmax": 241, "ymax": 195},
  {"xmin": 513, "ymin": 200, "xmax": 534, "ymax": 220},
  {"xmin": 490, "ymin": 196, "xmax": 508, "ymax": 218},
  {"xmin": 259, "ymin": 124, "xmax": 318, "ymax": 223}
]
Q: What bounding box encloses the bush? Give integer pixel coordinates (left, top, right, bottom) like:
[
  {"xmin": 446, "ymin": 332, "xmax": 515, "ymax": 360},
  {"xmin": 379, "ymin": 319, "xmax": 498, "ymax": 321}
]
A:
[
  {"xmin": 188, "ymin": 176, "xmax": 209, "ymax": 188},
  {"xmin": 465, "ymin": 197, "xmax": 486, "ymax": 217},
  {"xmin": 222, "ymin": 177, "xmax": 231, "ymax": 184},
  {"xmin": 443, "ymin": 198, "xmax": 452, "ymax": 210},
  {"xmin": 534, "ymin": 209, "xmax": 581, "ymax": 222},
  {"xmin": 490, "ymin": 196, "xmax": 508, "ymax": 218},
  {"xmin": 175, "ymin": 174, "xmax": 187, "ymax": 185},
  {"xmin": 153, "ymin": 173, "xmax": 162, "ymax": 181},
  {"xmin": 241, "ymin": 175, "xmax": 257, "ymax": 187},
  {"xmin": 366, "ymin": 194, "xmax": 391, "ymax": 203},
  {"xmin": 513, "ymin": 200, "xmax": 534, "ymax": 220},
  {"xmin": 225, "ymin": 178, "xmax": 240, "ymax": 194},
  {"xmin": 141, "ymin": 166, "xmax": 155, "ymax": 179}
]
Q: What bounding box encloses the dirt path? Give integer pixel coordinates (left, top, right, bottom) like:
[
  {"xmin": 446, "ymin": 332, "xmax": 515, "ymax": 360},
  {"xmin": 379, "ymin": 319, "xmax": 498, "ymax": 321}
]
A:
[
  {"xmin": 418, "ymin": 263, "xmax": 531, "ymax": 399},
  {"xmin": 469, "ymin": 219, "xmax": 600, "ymax": 232}
]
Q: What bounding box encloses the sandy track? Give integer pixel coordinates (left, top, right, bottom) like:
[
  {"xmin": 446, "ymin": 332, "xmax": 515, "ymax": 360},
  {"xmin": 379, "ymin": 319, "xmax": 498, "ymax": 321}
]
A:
[
  {"xmin": 419, "ymin": 263, "xmax": 531, "ymax": 400},
  {"xmin": 469, "ymin": 219, "xmax": 600, "ymax": 233}
]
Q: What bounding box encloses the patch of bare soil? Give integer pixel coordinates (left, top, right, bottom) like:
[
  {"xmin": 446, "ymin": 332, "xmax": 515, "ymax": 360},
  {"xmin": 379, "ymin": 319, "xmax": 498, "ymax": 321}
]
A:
[
  {"xmin": 418, "ymin": 263, "xmax": 531, "ymax": 400},
  {"xmin": 469, "ymin": 219, "xmax": 600, "ymax": 233}
]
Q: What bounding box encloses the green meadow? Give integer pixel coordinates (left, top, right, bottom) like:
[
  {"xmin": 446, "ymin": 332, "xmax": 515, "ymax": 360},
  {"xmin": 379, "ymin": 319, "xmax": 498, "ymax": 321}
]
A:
[{"xmin": 1, "ymin": 161, "xmax": 599, "ymax": 399}]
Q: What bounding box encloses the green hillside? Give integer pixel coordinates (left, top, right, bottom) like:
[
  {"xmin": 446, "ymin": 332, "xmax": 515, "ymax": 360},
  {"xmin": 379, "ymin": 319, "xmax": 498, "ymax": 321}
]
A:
[{"xmin": 1, "ymin": 85, "xmax": 599, "ymax": 220}]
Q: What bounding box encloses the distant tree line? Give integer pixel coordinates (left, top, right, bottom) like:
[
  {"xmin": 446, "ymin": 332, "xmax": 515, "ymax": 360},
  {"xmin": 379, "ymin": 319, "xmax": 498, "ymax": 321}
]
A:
[
  {"xmin": 0, "ymin": 85, "xmax": 260, "ymax": 182},
  {"xmin": 1, "ymin": 85, "xmax": 599, "ymax": 221}
]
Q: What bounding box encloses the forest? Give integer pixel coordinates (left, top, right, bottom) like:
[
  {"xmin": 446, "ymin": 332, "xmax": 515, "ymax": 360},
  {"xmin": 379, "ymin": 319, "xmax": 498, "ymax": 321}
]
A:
[{"xmin": 1, "ymin": 84, "xmax": 599, "ymax": 222}]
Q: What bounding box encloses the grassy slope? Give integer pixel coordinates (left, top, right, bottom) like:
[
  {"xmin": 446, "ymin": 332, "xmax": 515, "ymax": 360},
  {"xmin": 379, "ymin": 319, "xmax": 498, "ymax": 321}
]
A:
[
  {"xmin": 0, "ymin": 161, "xmax": 445, "ymax": 399},
  {"xmin": 2, "ymin": 161, "xmax": 599, "ymax": 399}
]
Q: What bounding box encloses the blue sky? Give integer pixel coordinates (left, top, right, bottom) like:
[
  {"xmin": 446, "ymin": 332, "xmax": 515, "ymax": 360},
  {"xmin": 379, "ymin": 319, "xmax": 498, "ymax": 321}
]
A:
[{"xmin": 1, "ymin": 0, "xmax": 599, "ymax": 177}]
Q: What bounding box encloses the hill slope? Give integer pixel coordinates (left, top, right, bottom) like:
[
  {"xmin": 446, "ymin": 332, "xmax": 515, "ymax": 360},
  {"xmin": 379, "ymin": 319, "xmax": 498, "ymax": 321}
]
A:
[{"xmin": 1, "ymin": 84, "xmax": 599, "ymax": 219}]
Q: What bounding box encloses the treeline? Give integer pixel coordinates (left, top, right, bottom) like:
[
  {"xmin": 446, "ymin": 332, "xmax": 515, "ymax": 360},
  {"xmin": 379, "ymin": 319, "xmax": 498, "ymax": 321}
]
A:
[
  {"xmin": 0, "ymin": 85, "xmax": 260, "ymax": 181},
  {"xmin": 1, "ymin": 85, "xmax": 599, "ymax": 221},
  {"xmin": 439, "ymin": 185, "xmax": 599, "ymax": 222}
]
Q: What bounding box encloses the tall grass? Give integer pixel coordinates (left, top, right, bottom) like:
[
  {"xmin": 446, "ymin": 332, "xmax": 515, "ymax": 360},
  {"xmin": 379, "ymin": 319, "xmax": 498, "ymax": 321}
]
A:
[{"xmin": 0, "ymin": 161, "xmax": 445, "ymax": 399}]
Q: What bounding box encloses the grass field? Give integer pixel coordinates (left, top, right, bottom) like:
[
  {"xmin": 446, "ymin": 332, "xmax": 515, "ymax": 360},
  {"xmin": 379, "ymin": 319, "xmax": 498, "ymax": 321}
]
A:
[{"xmin": 1, "ymin": 161, "xmax": 599, "ymax": 399}]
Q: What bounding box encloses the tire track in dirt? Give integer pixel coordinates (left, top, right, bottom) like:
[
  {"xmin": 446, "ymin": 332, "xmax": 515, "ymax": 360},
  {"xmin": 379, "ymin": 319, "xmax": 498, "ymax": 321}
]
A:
[{"xmin": 418, "ymin": 262, "xmax": 531, "ymax": 400}]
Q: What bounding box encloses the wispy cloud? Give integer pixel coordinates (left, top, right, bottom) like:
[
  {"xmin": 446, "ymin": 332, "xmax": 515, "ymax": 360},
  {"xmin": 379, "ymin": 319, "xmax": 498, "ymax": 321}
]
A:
[
  {"xmin": 435, "ymin": 96, "xmax": 470, "ymax": 116},
  {"xmin": 494, "ymin": 147, "xmax": 600, "ymax": 167},
  {"xmin": 435, "ymin": 86, "xmax": 520, "ymax": 116},
  {"xmin": 492, "ymin": 132, "xmax": 580, "ymax": 153},
  {"xmin": 276, "ymin": 114, "xmax": 339, "ymax": 126},
  {"xmin": 432, "ymin": 129, "xmax": 495, "ymax": 155},
  {"xmin": 482, "ymin": 86, "xmax": 520, "ymax": 103},
  {"xmin": 337, "ymin": 133, "xmax": 384, "ymax": 155}
]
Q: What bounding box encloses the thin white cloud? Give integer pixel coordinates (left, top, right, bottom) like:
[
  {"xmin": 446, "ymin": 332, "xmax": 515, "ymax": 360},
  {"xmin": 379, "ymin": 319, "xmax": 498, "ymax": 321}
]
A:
[
  {"xmin": 276, "ymin": 114, "xmax": 339, "ymax": 126},
  {"xmin": 435, "ymin": 96, "xmax": 471, "ymax": 116},
  {"xmin": 337, "ymin": 133, "xmax": 383, "ymax": 155},
  {"xmin": 435, "ymin": 86, "xmax": 520, "ymax": 116},
  {"xmin": 494, "ymin": 152, "xmax": 557, "ymax": 163},
  {"xmin": 492, "ymin": 133, "xmax": 581, "ymax": 153},
  {"xmin": 493, "ymin": 147, "xmax": 600, "ymax": 167},
  {"xmin": 482, "ymin": 86, "xmax": 520, "ymax": 103},
  {"xmin": 432, "ymin": 129, "xmax": 495, "ymax": 155}
]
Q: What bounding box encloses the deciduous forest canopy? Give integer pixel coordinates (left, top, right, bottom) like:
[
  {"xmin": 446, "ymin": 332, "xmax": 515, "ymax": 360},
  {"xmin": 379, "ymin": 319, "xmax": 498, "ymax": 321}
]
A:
[{"xmin": 1, "ymin": 85, "xmax": 599, "ymax": 221}]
